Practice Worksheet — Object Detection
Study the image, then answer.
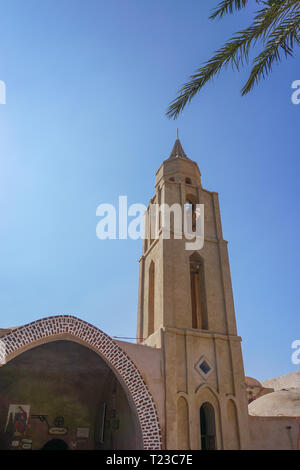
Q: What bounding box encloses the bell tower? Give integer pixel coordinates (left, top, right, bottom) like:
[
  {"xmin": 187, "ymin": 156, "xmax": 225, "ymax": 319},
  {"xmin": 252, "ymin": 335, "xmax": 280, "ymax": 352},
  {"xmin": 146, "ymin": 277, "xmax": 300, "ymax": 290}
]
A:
[{"xmin": 137, "ymin": 137, "xmax": 250, "ymax": 450}]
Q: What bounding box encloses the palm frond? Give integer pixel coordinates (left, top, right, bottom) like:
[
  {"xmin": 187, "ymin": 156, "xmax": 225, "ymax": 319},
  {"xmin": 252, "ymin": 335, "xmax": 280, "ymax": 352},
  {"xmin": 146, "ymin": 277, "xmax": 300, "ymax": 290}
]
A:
[
  {"xmin": 242, "ymin": 8, "xmax": 300, "ymax": 94},
  {"xmin": 210, "ymin": 0, "xmax": 250, "ymax": 20},
  {"xmin": 166, "ymin": 0, "xmax": 300, "ymax": 119}
]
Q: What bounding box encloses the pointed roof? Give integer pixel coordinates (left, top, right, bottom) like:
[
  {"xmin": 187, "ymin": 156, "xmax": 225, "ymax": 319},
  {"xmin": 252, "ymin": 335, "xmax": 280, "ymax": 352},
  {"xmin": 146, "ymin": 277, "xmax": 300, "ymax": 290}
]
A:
[{"xmin": 169, "ymin": 138, "xmax": 188, "ymax": 159}]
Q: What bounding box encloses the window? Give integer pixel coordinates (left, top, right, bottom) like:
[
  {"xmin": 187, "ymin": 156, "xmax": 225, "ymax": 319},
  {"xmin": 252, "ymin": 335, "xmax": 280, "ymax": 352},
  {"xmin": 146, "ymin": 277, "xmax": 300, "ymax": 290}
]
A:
[
  {"xmin": 185, "ymin": 195, "xmax": 197, "ymax": 232},
  {"xmin": 148, "ymin": 261, "xmax": 155, "ymax": 336},
  {"xmin": 190, "ymin": 253, "xmax": 208, "ymax": 330},
  {"xmin": 194, "ymin": 355, "xmax": 213, "ymax": 379},
  {"xmin": 158, "ymin": 188, "xmax": 161, "ymax": 230},
  {"xmin": 185, "ymin": 177, "xmax": 192, "ymax": 184},
  {"xmin": 199, "ymin": 360, "xmax": 211, "ymax": 375}
]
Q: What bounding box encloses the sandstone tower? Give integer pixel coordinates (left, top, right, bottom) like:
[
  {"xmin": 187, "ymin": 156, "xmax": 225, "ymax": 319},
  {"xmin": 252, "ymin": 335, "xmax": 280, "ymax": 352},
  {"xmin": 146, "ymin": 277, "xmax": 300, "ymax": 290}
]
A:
[{"xmin": 137, "ymin": 137, "xmax": 249, "ymax": 449}]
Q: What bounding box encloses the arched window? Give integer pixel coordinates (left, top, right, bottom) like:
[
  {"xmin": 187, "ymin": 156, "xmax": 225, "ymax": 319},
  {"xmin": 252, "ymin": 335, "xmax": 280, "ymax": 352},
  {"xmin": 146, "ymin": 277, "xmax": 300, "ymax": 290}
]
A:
[
  {"xmin": 200, "ymin": 402, "xmax": 216, "ymax": 450},
  {"xmin": 158, "ymin": 187, "xmax": 162, "ymax": 230},
  {"xmin": 190, "ymin": 253, "xmax": 208, "ymax": 330},
  {"xmin": 143, "ymin": 237, "xmax": 148, "ymax": 253},
  {"xmin": 148, "ymin": 261, "xmax": 155, "ymax": 336},
  {"xmin": 143, "ymin": 208, "xmax": 149, "ymax": 253},
  {"xmin": 185, "ymin": 177, "xmax": 192, "ymax": 185},
  {"xmin": 185, "ymin": 194, "xmax": 197, "ymax": 232},
  {"xmin": 149, "ymin": 198, "xmax": 157, "ymax": 245}
]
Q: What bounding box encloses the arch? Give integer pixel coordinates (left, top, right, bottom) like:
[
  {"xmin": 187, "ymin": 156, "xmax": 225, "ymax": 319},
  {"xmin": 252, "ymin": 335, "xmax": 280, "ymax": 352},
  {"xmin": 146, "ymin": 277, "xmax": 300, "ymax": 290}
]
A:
[
  {"xmin": 41, "ymin": 439, "xmax": 68, "ymax": 450},
  {"xmin": 177, "ymin": 396, "xmax": 190, "ymax": 450},
  {"xmin": 195, "ymin": 385, "xmax": 222, "ymax": 449},
  {"xmin": 185, "ymin": 193, "xmax": 197, "ymax": 209},
  {"xmin": 226, "ymin": 399, "xmax": 240, "ymax": 450},
  {"xmin": 195, "ymin": 383, "xmax": 219, "ymax": 400},
  {"xmin": 200, "ymin": 402, "xmax": 216, "ymax": 450},
  {"xmin": 189, "ymin": 252, "xmax": 208, "ymax": 330},
  {"xmin": 185, "ymin": 194, "xmax": 198, "ymax": 237},
  {"xmin": 0, "ymin": 315, "xmax": 161, "ymax": 450}
]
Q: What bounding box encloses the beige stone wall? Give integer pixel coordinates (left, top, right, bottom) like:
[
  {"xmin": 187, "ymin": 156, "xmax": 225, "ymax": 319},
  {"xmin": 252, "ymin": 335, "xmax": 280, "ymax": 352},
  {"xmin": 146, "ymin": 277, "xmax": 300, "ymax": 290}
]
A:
[
  {"xmin": 115, "ymin": 339, "xmax": 165, "ymax": 447},
  {"xmin": 158, "ymin": 327, "xmax": 249, "ymax": 449},
  {"xmin": 138, "ymin": 181, "xmax": 238, "ymax": 338},
  {"xmin": 248, "ymin": 416, "xmax": 299, "ymax": 450}
]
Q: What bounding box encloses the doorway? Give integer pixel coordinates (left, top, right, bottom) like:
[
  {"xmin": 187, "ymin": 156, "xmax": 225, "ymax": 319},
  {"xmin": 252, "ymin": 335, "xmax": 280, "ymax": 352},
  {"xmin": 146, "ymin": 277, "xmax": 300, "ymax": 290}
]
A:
[{"xmin": 200, "ymin": 402, "xmax": 216, "ymax": 450}]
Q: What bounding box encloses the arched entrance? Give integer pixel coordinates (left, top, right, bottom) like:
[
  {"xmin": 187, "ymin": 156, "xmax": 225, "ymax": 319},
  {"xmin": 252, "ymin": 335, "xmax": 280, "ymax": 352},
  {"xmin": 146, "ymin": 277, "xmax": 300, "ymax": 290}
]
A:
[
  {"xmin": 0, "ymin": 341, "xmax": 142, "ymax": 449},
  {"xmin": 41, "ymin": 439, "xmax": 68, "ymax": 450},
  {"xmin": 0, "ymin": 315, "xmax": 161, "ymax": 450}
]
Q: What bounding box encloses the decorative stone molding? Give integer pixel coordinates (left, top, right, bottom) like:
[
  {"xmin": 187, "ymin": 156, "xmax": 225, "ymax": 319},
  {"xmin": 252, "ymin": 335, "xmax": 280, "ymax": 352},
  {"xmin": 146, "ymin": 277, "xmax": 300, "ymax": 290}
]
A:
[{"xmin": 0, "ymin": 315, "xmax": 162, "ymax": 450}]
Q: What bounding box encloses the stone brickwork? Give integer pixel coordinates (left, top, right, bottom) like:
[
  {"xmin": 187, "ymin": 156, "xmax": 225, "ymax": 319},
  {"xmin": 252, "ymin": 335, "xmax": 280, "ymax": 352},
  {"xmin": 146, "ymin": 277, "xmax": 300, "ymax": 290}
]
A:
[{"xmin": 0, "ymin": 315, "xmax": 162, "ymax": 450}]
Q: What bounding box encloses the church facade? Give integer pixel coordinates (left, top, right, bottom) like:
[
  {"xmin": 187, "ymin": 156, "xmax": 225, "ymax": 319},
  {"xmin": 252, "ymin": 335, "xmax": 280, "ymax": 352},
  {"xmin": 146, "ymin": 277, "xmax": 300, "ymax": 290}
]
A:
[{"xmin": 0, "ymin": 138, "xmax": 298, "ymax": 450}]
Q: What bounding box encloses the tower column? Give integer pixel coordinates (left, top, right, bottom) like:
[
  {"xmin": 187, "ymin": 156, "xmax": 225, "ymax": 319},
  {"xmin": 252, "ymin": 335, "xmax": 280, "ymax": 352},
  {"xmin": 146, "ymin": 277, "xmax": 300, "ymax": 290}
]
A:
[{"xmin": 137, "ymin": 137, "xmax": 249, "ymax": 449}]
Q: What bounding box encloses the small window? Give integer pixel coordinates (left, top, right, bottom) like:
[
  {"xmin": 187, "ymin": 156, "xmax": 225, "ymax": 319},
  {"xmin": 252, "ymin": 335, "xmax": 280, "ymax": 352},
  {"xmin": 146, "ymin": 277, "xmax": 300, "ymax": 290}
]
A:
[
  {"xmin": 169, "ymin": 177, "xmax": 175, "ymax": 182},
  {"xmin": 195, "ymin": 355, "xmax": 213, "ymax": 379},
  {"xmin": 185, "ymin": 177, "xmax": 192, "ymax": 184},
  {"xmin": 199, "ymin": 360, "xmax": 211, "ymax": 375}
]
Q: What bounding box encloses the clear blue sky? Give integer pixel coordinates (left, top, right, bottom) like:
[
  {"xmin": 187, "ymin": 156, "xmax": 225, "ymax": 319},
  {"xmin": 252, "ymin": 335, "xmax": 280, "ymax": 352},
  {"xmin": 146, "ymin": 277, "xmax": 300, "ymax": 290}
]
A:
[{"xmin": 0, "ymin": 1, "xmax": 299, "ymax": 381}]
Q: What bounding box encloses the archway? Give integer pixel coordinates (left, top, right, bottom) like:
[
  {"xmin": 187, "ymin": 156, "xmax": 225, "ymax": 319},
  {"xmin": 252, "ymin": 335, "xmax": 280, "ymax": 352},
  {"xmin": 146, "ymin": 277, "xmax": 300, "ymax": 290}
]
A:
[
  {"xmin": 41, "ymin": 439, "xmax": 68, "ymax": 450},
  {"xmin": 0, "ymin": 341, "xmax": 142, "ymax": 450},
  {"xmin": 200, "ymin": 402, "xmax": 216, "ymax": 450},
  {"xmin": 0, "ymin": 315, "xmax": 161, "ymax": 450}
]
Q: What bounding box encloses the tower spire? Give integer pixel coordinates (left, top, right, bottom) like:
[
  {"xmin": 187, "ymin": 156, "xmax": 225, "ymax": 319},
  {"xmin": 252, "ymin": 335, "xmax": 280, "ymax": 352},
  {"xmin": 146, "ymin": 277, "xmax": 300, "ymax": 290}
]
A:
[{"xmin": 169, "ymin": 131, "xmax": 187, "ymax": 159}]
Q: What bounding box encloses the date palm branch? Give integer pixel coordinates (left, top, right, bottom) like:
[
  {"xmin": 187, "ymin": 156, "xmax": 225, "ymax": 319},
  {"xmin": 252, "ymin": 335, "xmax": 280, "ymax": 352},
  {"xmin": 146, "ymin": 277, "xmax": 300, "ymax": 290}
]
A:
[{"xmin": 166, "ymin": 0, "xmax": 300, "ymax": 119}]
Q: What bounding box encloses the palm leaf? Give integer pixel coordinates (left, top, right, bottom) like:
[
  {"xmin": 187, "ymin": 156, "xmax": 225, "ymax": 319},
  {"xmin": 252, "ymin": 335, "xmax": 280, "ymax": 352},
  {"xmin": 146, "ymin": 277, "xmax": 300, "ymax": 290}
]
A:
[
  {"xmin": 210, "ymin": 0, "xmax": 250, "ymax": 20},
  {"xmin": 166, "ymin": 0, "xmax": 300, "ymax": 119}
]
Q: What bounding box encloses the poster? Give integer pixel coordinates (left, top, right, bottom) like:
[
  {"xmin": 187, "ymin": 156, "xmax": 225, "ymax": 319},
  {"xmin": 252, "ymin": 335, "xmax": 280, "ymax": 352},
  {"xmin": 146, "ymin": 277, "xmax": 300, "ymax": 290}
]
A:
[{"xmin": 5, "ymin": 405, "xmax": 30, "ymax": 436}]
